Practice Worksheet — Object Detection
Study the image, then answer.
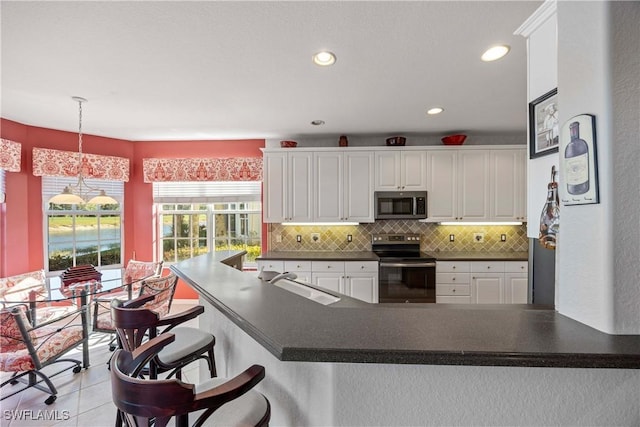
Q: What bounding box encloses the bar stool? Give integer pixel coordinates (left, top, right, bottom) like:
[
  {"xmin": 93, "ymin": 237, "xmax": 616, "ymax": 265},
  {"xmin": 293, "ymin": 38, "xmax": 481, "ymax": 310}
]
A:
[{"xmin": 111, "ymin": 333, "xmax": 270, "ymax": 427}]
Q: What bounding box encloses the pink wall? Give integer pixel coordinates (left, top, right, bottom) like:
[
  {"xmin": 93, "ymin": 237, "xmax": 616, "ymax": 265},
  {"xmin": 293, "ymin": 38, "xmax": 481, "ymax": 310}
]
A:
[{"xmin": 0, "ymin": 118, "xmax": 265, "ymax": 299}]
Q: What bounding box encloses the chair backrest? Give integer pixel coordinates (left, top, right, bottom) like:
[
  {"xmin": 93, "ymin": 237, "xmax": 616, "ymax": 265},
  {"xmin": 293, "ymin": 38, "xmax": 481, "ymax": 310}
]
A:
[
  {"xmin": 0, "ymin": 306, "xmax": 36, "ymax": 351},
  {"xmin": 137, "ymin": 274, "xmax": 178, "ymax": 318},
  {"xmin": 60, "ymin": 265, "xmax": 102, "ymax": 286},
  {"xmin": 110, "ymin": 297, "xmax": 164, "ymax": 353},
  {"xmin": 0, "ymin": 270, "xmax": 47, "ymax": 305},
  {"xmin": 110, "ymin": 334, "xmax": 267, "ymax": 427},
  {"xmin": 123, "ymin": 260, "xmax": 163, "ymax": 293}
]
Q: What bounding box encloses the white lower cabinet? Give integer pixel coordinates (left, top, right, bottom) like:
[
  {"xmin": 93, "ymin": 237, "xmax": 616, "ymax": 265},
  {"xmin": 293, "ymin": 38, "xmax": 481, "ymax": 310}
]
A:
[
  {"xmin": 344, "ymin": 261, "xmax": 379, "ymax": 303},
  {"xmin": 436, "ymin": 261, "xmax": 471, "ymax": 304},
  {"xmin": 312, "ymin": 261, "xmax": 378, "ymax": 303},
  {"xmin": 284, "ymin": 260, "xmax": 312, "ymax": 284},
  {"xmin": 258, "ymin": 259, "xmax": 378, "ymax": 303},
  {"xmin": 437, "ymin": 260, "xmax": 528, "ymax": 304}
]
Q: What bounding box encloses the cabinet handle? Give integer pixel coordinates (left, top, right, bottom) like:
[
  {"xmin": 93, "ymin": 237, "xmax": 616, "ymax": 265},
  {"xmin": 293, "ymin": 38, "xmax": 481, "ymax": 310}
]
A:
[
  {"xmin": 452, "ymin": 289, "xmax": 456, "ymax": 292},
  {"xmin": 452, "ymin": 277, "xmax": 456, "ymax": 281},
  {"xmin": 487, "ymin": 266, "xmax": 491, "ymax": 269},
  {"xmin": 452, "ymin": 266, "xmax": 456, "ymax": 269}
]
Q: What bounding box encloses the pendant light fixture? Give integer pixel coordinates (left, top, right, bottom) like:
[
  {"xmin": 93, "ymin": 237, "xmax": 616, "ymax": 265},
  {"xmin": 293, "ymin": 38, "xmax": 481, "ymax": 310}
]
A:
[{"xmin": 49, "ymin": 97, "xmax": 119, "ymax": 205}]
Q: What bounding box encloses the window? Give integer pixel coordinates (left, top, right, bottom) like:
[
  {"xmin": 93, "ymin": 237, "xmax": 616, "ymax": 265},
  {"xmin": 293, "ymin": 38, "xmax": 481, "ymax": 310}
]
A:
[
  {"xmin": 43, "ymin": 176, "xmax": 124, "ymax": 272},
  {"xmin": 154, "ymin": 182, "xmax": 261, "ymax": 267}
]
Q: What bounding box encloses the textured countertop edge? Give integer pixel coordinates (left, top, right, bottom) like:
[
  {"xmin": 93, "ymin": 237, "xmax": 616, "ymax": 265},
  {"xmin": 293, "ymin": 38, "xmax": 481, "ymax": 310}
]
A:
[{"xmin": 279, "ymin": 348, "xmax": 640, "ymax": 369}]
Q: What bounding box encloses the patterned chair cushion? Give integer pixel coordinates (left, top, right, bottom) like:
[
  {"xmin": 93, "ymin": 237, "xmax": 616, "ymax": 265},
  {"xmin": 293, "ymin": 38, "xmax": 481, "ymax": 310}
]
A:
[
  {"xmin": 0, "ymin": 306, "xmax": 37, "ymax": 348},
  {"xmin": 0, "ymin": 308, "xmax": 84, "ymax": 372},
  {"xmin": 124, "ymin": 260, "xmax": 163, "ymax": 294},
  {"xmin": 139, "ymin": 275, "xmax": 176, "ymax": 318},
  {"xmin": 0, "ymin": 270, "xmax": 47, "ymax": 302}
]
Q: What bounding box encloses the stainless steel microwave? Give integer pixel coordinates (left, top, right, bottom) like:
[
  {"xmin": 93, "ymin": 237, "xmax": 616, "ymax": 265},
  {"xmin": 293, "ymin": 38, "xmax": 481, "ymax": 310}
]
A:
[{"xmin": 374, "ymin": 191, "xmax": 427, "ymax": 220}]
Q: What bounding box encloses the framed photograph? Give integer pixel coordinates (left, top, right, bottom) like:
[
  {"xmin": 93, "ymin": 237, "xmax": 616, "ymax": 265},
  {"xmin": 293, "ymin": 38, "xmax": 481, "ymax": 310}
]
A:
[
  {"xmin": 529, "ymin": 88, "xmax": 559, "ymax": 159},
  {"xmin": 559, "ymin": 114, "xmax": 599, "ymax": 206}
]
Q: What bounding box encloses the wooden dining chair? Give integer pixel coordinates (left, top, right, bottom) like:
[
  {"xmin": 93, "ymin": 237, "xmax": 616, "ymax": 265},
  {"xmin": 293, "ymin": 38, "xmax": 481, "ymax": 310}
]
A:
[
  {"xmin": 110, "ymin": 290, "xmax": 216, "ymax": 380},
  {"xmin": 110, "ymin": 333, "xmax": 270, "ymax": 427}
]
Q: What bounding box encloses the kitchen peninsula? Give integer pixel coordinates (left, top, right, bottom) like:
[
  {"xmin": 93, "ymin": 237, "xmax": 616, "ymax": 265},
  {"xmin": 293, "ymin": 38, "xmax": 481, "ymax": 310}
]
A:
[{"xmin": 172, "ymin": 252, "xmax": 640, "ymax": 426}]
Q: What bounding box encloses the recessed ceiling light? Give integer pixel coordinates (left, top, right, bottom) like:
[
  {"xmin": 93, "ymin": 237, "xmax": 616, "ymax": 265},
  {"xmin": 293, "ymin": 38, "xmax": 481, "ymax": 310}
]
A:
[
  {"xmin": 311, "ymin": 120, "xmax": 325, "ymax": 126},
  {"xmin": 481, "ymin": 45, "xmax": 510, "ymax": 62},
  {"xmin": 427, "ymin": 107, "xmax": 444, "ymax": 115},
  {"xmin": 312, "ymin": 51, "xmax": 336, "ymax": 66}
]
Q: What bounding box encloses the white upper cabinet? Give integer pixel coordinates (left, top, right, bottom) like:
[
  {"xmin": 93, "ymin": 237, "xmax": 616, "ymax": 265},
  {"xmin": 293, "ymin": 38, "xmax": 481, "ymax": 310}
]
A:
[
  {"xmin": 315, "ymin": 151, "xmax": 374, "ymax": 223},
  {"xmin": 426, "ymin": 147, "xmax": 526, "ymax": 222},
  {"xmin": 263, "ymin": 146, "xmax": 524, "ymax": 224},
  {"xmin": 491, "ymin": 149, "xmax": 527, "ymax": 221},
  {"xmin": 426, "ymin": 150, "xmax": 458, "ymax": 221},
  {"xmin": 315, "ymin": 152, "xmax": 343, "ymax": 222},
  {"xmin": 263, "ymin": 151, "xmax": 313, "ymax": 223},
  {"xmin": 457, "ymin": 150, "xmax": 491, "ymax": 221},
  {"xmin": 343, "ymin": 152, "xmax": 375, "ymax": 222},
  {"xmin": 375, "ymin": 150, "xmax": 427, "ymax": 191}
]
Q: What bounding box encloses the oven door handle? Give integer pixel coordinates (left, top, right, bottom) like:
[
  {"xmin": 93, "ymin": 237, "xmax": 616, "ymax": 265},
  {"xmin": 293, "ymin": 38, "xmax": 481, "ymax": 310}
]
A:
[{"xmin": 379, "ymin": 262, "xmax": 436, "ymax": 268}]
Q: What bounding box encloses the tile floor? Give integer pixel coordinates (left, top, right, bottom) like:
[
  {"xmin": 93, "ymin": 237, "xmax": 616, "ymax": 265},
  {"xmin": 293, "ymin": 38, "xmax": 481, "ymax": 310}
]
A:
[{"xmin": 1, "ymin": 301, "xmax": 201, "ymax": 427}]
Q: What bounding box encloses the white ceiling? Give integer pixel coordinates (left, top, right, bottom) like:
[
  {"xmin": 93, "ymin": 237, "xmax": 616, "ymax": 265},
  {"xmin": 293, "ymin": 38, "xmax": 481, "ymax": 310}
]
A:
[{"xmin": 1, "ymin": 1, "xmax": 542, "ymax": 142}]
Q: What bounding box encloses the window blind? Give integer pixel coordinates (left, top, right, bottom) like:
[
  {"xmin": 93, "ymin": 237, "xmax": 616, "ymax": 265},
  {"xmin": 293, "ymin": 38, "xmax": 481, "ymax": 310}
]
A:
[{"xmin": 152, "ymin": 181, "xmax": 261, "ymax": 203}]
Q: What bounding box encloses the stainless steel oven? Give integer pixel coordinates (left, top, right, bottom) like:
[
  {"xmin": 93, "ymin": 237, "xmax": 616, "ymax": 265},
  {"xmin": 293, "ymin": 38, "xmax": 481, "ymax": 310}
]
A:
[{"xmin": 372, "ymin": 233, "xmax": 436, "ymax": 303}]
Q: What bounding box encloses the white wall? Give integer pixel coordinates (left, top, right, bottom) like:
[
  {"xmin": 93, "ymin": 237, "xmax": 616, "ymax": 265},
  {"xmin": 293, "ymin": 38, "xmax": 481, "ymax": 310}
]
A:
[{"xmin": 556, "ymin": 1, "xmax": 640, "ymax": 333}]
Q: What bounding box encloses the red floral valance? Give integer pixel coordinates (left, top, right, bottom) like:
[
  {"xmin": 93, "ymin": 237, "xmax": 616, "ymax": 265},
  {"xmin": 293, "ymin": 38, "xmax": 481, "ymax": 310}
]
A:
[
  {"xmin": 0, "ymin": 139, "xmax": 22, "ymax": 172},
  {"xmin": 32, "ymin": 148, "xmax": 130, "ymax": 182},
  {"xmin": 143, "ymin": 157, "xmax": 262, "ymax": 182}
]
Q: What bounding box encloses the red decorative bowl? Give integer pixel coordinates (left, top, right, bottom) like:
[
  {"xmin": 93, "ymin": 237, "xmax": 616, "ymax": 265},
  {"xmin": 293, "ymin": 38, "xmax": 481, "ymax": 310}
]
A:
[
  {"xmin": 386, "ymin": 136, "xmax": 406, "ymax": 146},
  {"xmin": 280, "ymin": 140, "xmax": 298, "ymax": 148},
  {"xmin": 441, "ymin": 134, "xmax": 467, "ymax": 145}
]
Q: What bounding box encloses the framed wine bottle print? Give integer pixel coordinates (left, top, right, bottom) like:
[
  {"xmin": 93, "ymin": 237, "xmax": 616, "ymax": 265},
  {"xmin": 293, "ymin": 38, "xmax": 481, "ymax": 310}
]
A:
[{"xmin": 559, "ymin": 114, "xmax": 599, "ymax": 206}]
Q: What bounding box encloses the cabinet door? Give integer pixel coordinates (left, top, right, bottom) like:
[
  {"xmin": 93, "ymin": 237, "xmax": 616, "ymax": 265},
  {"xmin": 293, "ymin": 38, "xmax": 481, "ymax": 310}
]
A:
[
  {"xmin": 400, "ymin": 151, "xmax": 427, "ymax": 190},
  {"xmin": 256, "ymin": 260, "xmax": 284, "ymax": 274},
  {"xmin": 262, "ymin": 153, "xmax": 287, "ymax": 223},
  {"xmin": 288, "ymin": 152, "xmax": 314, "ymax": 222},
  {"xmin": 505, "ymin": 273, "xmax": 528, "ymax": 304},
  {"xmin": 345, "ymin": 274, "xmax": 378, "ymax": 303},
  {"xmin": 312, "ymin": 273, "xmax": 344, "ymax": 294},
  {"xmin": 344, "ymin": 152, "xmax": 374, "ymax": 222},
  {"xmin": 374, "ymin": 151, "xmax": 401, "ymax": 191},
  {"xmin": 458, "ymin": 151, "xmax": 490, "ymax": 221},
  {"xmin": 426, "ymin": 151, "xmax": 457, "ymax": 221},
  {"xmin": 314, "ymin": 152, "xmax": 344, "ymax": 222},
  {"xmin": 491, "ymin": 150, "xmax": 526, "ymax": 221},
  {"xmin": 471, "ymin": 273, "xmax": 504, "ymax": 304}
]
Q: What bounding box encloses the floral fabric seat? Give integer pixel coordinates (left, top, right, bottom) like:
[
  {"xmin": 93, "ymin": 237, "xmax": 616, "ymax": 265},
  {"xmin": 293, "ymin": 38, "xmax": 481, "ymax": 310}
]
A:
[
  {"xmin": 92, "ymin": 260, "xmax": 163, "ymax": 347},
  {"xmin": 0, "ymin": 270, "xmax": 75, "ymax": 325},
  {"xmin": 0, "ymin": 302, "xmax": 89, "ymax": 405}
]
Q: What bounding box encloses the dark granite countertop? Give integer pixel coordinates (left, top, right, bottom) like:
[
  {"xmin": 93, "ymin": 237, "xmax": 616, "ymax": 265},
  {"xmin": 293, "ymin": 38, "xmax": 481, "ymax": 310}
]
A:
[
  {"xmin": 257, "ymin": 251, "xmax": 529, "ymax": 262},
  {"xmin": 172, "ymin": 252, "xmax": 640, "ymax": 369},
  {"xmin": 257, "ymin": 251, "xmax": 379, "ymax": 261},
  {"xmin": 432, "ymin": 251, "xmax": 529, "ymax": 261}
]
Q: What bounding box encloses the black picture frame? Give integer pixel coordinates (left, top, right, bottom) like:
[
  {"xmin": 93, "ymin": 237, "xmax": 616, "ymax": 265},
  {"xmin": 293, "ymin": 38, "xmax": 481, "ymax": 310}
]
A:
[
  {"xmin": 529, "ymin": 88, "xmax": 559, "ymax": 159},
  {"xmin": 559, "ymin": 114, "xmax": 599, "ymax": 206}
]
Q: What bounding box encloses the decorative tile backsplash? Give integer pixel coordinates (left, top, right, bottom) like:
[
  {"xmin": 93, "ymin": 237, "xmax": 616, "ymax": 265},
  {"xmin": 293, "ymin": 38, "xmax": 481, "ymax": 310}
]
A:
[{"xmin": 267, "ymin": 220, "xmax": 528, "ymax": 253}]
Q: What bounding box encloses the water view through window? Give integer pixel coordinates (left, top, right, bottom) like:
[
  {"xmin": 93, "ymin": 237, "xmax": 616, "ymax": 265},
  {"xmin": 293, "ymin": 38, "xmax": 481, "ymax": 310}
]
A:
[{"xmin": 47, "ymin": 206, "xmax": 122, "ymax": 272}]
